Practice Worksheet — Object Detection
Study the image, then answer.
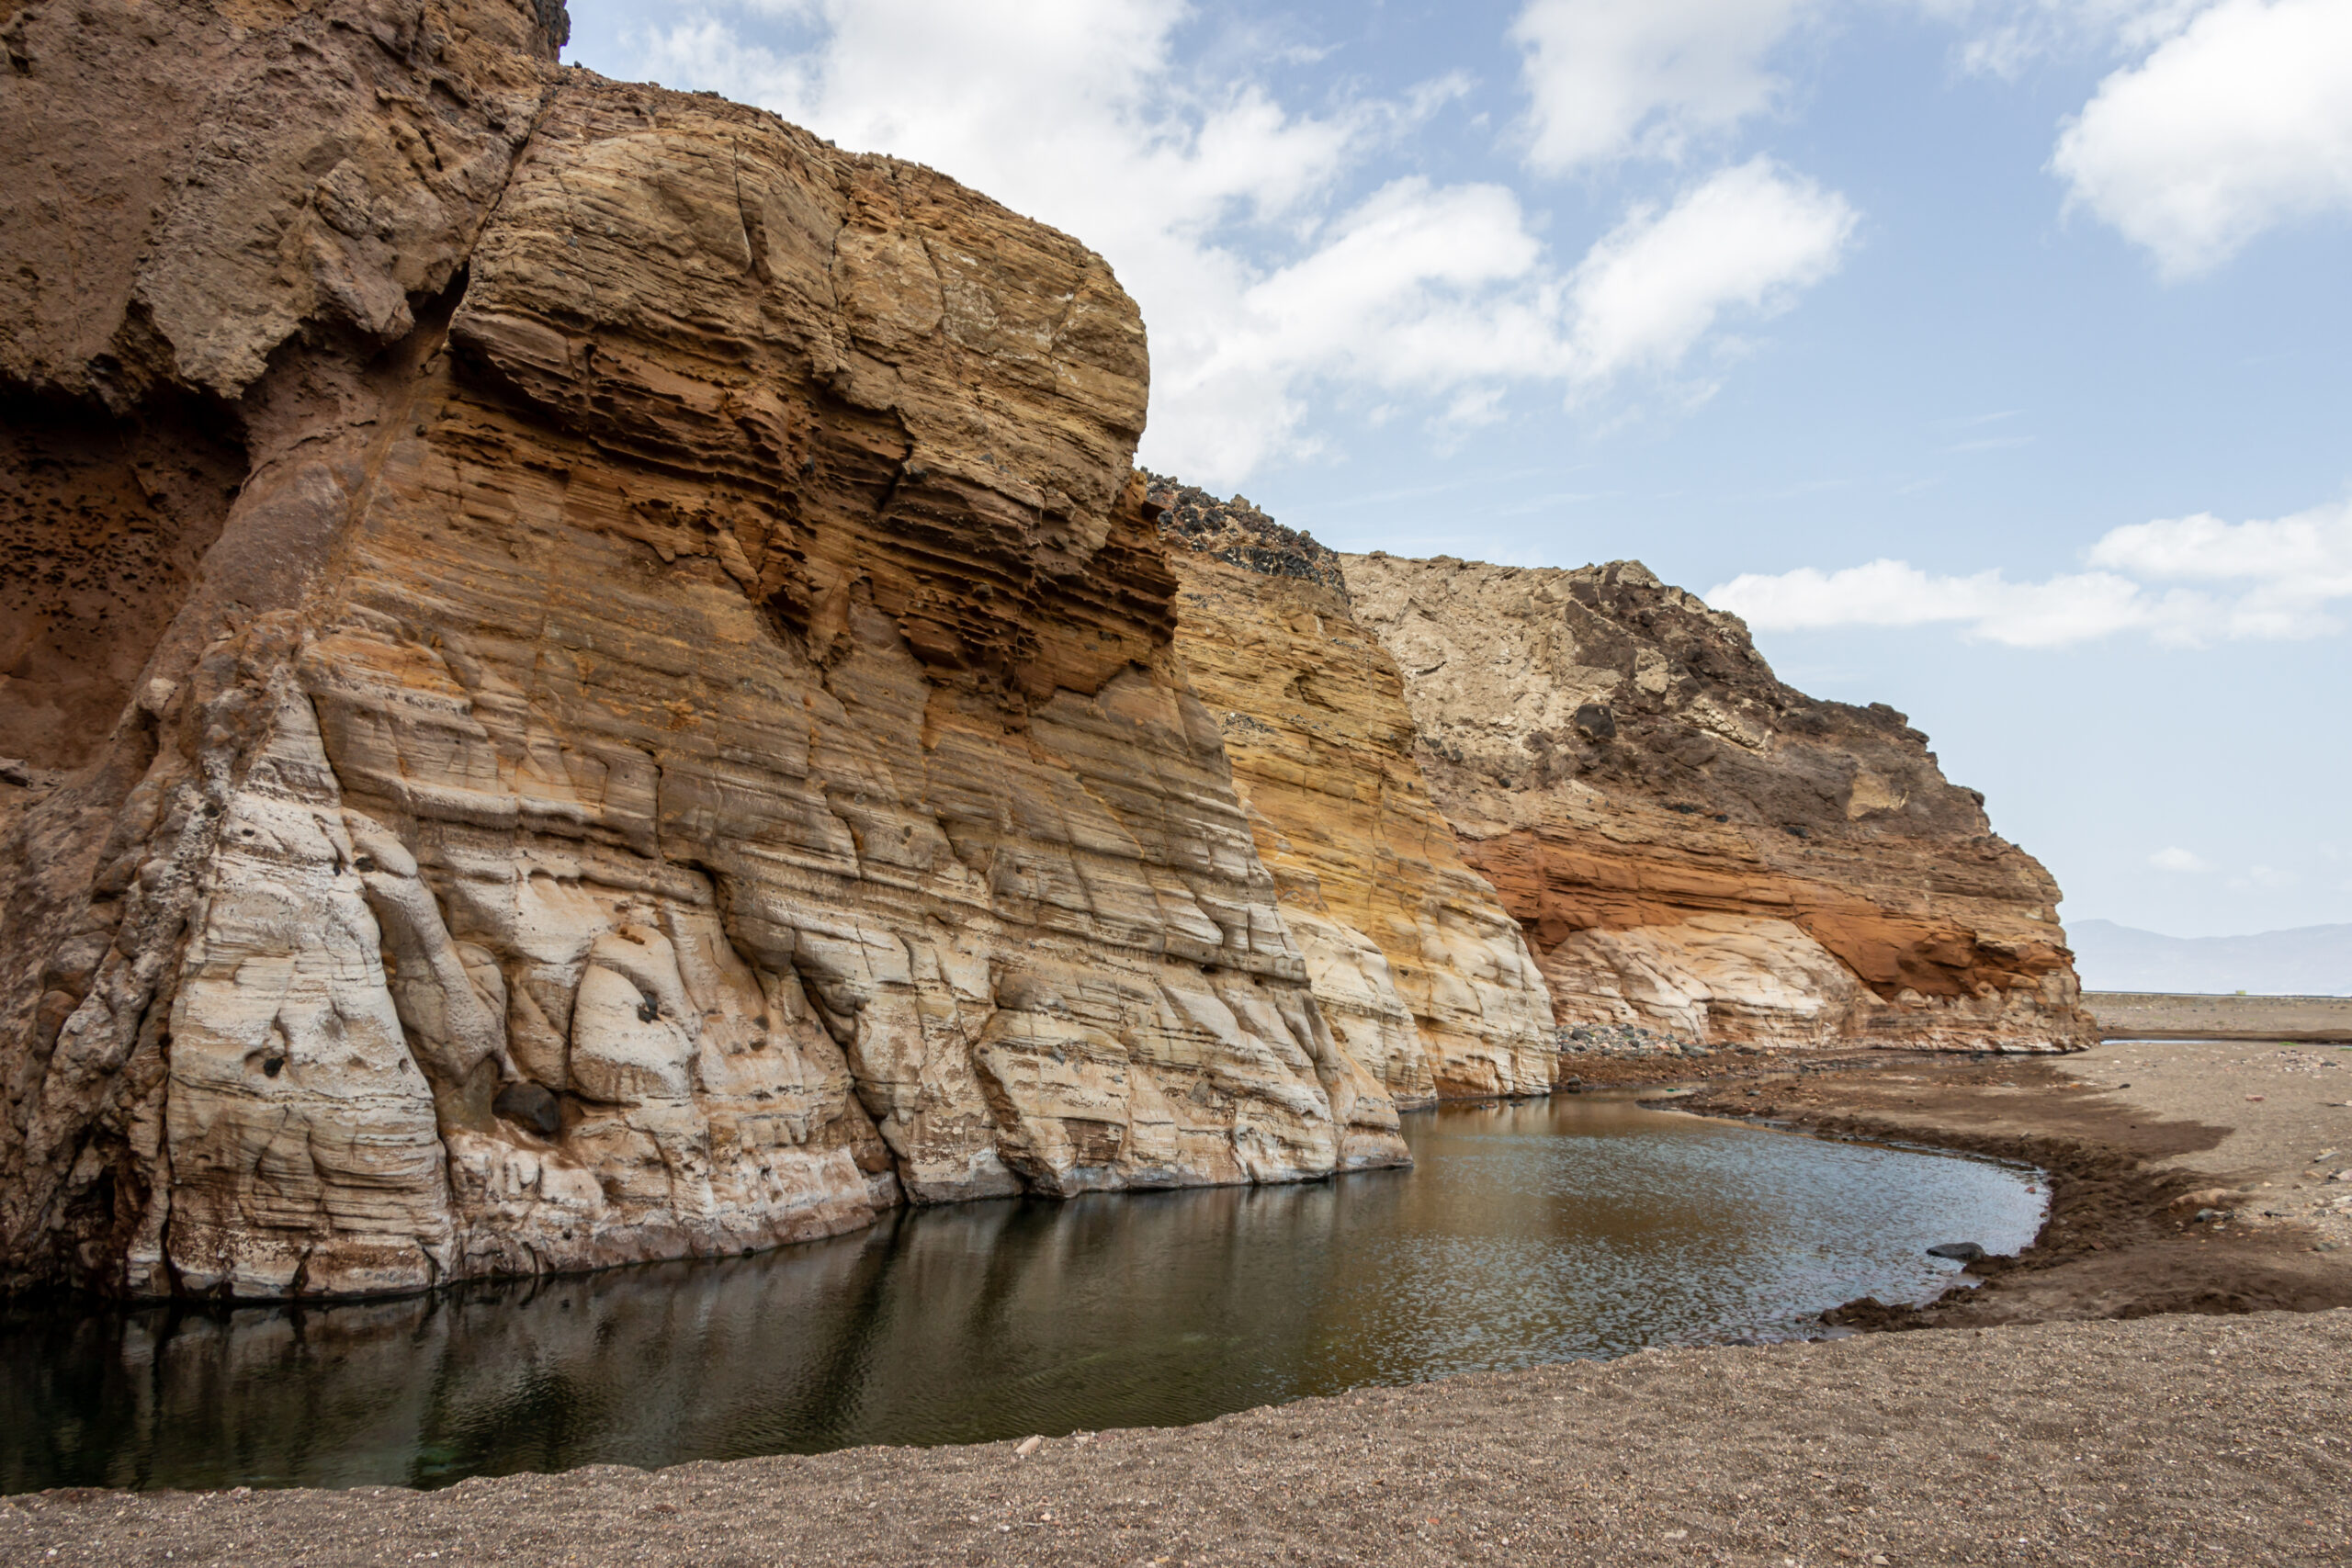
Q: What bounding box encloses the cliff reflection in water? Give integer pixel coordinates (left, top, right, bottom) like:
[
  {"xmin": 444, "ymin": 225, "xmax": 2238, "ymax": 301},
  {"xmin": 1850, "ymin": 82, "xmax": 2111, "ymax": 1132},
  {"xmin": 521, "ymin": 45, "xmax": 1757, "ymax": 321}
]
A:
[{"xmin": 1, "ymin": 1097, "xmax": 2043, "ymax": 1492}]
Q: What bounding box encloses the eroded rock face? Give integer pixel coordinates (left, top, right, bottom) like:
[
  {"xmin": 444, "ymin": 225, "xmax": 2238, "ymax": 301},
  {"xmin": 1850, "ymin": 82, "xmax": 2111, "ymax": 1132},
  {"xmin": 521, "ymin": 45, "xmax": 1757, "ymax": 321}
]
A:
[
  {"xmin": 0, "ymin": 0, "xmax": 1402, "ymax": 1300},
  {"xmin": 1153, "ymin": 490, "xmax": 1555, "ymax": 1101},
  {"xmin": 1340, "ymin": 556, "xmax": 2096, "ymax": 1055},
  {"xmin": 0, "ymin": 0, "xmax": 2090, "ymax": 1301}
]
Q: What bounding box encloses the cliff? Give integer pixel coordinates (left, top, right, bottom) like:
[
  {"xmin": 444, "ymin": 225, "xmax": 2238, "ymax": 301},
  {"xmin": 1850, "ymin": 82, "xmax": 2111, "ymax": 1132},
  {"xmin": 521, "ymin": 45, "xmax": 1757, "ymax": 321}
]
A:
[
  {"xmin": 1340, "ymin": 556, "xmax": 2097, "ymax": 1054},
  {"xmin": 0, "ymin": 0, "xmax": 2089, "ymax": 1303},
  {"xmin": 1148, "ymin": 481, "xmax": 1556, "ymax": 1102},
  {"xmin": 0, "ymin": 0, "xmax": 1405, "ymax": 1301}
]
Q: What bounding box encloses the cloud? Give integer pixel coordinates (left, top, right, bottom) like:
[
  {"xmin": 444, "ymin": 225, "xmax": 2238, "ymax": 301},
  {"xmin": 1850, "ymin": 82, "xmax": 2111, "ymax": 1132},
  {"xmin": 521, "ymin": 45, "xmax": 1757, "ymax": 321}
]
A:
[
  {"xmin": 623, "ymin": 2, "xmax": 1857, "ymax": 486},
  {"xmin": 1702, "ymin": 558, "xmax": 2156, "ymax": 648},
  {"xmin": 1911, "ymin": 0, "xmax": 2205, "ymax": 78},
  {"xmin": 1510, "ymin": 0, "xmax": 1815, "ymax": 174},
  {"xmin": 1562, "ymin": 159, "xmax": 1857, "ymax": 383},
  {"xmin": 1705, "ymin": 497, "xmax": 2352, "ymax": 647},
  {"xmin": 2150, "ymin": 847, "xmax": 2210, "ymax": 873},
  {"xmin": 2051, "ymin": 0, "xmax": 2352, "ymax": 277},
  {"xmin": 2088, "ymin": 501, "xmax": 2352, "ymax": 637}
]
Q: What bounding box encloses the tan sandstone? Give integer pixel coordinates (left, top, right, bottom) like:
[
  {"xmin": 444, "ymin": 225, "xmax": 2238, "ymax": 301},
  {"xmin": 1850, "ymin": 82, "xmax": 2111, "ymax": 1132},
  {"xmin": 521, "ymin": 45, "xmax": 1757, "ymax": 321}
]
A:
[
  {"xmin": 0, "ymin": 0, "xmax": 2096, "ymax": 1303},
  {"xmin": 1341, "ymin": 555, "xmax": 2096, "ymax": 1055},
  {"xmin": 1154, "ymin": 482, "xmax": 1555, "ymax": 1102},
  {"xmin": 0, "ymin": 0, "xmax": 1403, "ymax": 1300}
]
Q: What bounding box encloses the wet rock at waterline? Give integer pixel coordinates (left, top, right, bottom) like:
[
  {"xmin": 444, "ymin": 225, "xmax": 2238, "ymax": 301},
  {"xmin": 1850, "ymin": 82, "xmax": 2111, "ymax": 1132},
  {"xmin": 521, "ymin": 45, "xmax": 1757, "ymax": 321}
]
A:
[
  {"xmin": 0, "ymin": 1099, "xmax": 2049, "ymax": 1490},
  {"xmin": 0, "ymin": 0, "xmax": 1400, "ymax": 1300},
  {"xmin": 0, "ymin": 0, "xmax": 2093, "ymax": 1301}
]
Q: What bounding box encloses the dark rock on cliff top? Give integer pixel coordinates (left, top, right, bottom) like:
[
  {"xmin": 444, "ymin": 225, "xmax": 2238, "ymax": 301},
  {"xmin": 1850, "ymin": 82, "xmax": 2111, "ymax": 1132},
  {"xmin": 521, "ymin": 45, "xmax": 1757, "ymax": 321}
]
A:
[
  {"xmin": 1146, "ymin": 474, "xmax": 2093, "ymax": 1055},
  {"xmin": 1143, "ymin": 471, "xmax": 1347, "ymax": 595}
]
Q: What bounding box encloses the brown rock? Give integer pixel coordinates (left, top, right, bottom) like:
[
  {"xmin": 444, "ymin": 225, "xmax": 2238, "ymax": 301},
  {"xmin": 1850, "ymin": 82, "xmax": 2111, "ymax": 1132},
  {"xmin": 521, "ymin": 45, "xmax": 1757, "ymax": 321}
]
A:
[
  {"xmin": 0, "ymin": 2, "xmax": 1400, "ymax": 1299},
  {"xmin": 1155, "ymin": 489, "xmax": 1555, "ymax": 1102},
  {"xmin": 1341, "ymin": 555, "xmax": 2096, "ymax": 1055}
]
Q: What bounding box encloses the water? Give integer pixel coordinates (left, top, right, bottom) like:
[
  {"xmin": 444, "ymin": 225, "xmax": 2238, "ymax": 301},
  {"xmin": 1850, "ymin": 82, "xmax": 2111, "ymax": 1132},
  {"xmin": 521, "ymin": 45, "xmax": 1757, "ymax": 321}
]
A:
[{"xmin": 0, "ymin": 1096, "xmax": 2042, "ymax": 1493}]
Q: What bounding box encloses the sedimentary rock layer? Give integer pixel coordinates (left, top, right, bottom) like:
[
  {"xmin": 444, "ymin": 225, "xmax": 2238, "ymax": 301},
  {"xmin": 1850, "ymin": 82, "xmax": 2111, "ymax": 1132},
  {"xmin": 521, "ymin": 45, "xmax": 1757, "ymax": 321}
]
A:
[
  {"xmin": 0, "ymin": 0, "xmax": 1403, "ymax": 1301},
  {"xmin": 1341, "ymin": 556, "xmax": 2097, "ymax": 1054},
  {"xmin": 1153, "ymin": 487, "xmax": 1555, "ymax": 1101}
]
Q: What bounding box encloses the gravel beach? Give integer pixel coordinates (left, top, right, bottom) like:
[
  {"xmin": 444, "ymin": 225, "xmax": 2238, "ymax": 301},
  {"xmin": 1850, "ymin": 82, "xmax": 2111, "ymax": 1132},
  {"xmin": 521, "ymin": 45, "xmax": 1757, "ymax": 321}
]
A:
[
  {"xmin": 1673, "ymin": 1038, "xmax": 2352, "ymax": 1326},
  {"xmin": 9, "ymin": 1040, "xmax": 2352, "ymax": 1566},
  {"xmin": 6, "ymin": 1313, "xmax": 2347, "ymax": 1566}
]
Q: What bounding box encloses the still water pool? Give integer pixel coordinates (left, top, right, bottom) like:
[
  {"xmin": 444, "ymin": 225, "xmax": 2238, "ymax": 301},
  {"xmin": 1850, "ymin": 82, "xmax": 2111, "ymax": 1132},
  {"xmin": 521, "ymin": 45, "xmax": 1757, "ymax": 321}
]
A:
[{"xmin": 1, "ymin": 1096, "xmax": 2042, "ymax": 1492}]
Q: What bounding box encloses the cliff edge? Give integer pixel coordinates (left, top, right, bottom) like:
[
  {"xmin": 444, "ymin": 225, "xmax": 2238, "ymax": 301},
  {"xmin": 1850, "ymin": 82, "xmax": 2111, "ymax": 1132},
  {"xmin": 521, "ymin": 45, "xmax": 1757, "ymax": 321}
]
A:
[
  {"xmin": 0, "ymin": 0, "xmax": 2088, "ymax": 1303},
  {"xmin": 1342, "ymin": 554, "xmax": 2095, "ymax": 1054},
  {"xmin": 1148, "ymin": 480, "xmax": 1557, "ymax": 1102},
  {"xmin": 0, "ymin": 0, "xmax": 1403, "ymax": 1300}
]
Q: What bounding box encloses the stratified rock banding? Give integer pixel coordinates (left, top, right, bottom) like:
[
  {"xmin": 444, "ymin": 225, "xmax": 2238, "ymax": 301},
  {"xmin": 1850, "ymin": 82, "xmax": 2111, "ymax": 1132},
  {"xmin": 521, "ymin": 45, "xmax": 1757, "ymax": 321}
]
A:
[
  {"xmin": 1148, "ymin": 478, "xmax": 1556, "ymax": 1102},
  {"xmin": 1340, "ymin": 556, "xmax": 2096, "ymax": 1055},
  {"xmin": 0, "ymin": 0, "xmax": 1403, "ymax": 1301},
  {"xmin": 0, "ymin": 0, "xmax": 2088, "ymax": 1302}
]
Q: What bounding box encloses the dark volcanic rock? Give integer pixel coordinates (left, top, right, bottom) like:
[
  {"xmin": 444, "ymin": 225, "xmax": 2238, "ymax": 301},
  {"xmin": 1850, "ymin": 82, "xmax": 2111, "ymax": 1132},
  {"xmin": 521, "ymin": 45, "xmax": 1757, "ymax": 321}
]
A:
[{"xmin": 1144, "ymin": 471, "xmax": 1348, "ymax": 595}]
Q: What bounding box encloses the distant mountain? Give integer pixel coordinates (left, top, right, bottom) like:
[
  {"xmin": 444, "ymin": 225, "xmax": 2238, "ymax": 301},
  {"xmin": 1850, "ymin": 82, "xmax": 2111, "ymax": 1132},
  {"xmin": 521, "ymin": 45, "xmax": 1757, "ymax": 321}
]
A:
[{"xmin": 2068, "ymin": 919, "xmax": 2352, "ymax": 997}]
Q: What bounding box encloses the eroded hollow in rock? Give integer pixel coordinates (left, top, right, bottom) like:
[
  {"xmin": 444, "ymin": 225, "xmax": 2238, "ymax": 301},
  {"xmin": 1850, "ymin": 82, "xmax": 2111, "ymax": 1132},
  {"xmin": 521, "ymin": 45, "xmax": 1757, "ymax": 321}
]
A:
[{"xmin": 0, "ymin": 388, "xmax": 245, "ymax": 769}]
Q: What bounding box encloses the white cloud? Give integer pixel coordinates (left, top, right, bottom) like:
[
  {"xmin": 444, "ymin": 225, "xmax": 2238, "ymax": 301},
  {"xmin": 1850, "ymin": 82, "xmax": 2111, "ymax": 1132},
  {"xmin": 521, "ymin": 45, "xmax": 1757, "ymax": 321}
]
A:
[
  {"xmin": 625, "ymin": 2, "xmax": 1857, "ymax": 486},
  {"xmin": 1702, "ymin": 558, "xmax": 2155, "ymax": 647},
  {"xmin": 2051, "ymin": 0, "xmax": 2352, "ymax": 277},
  {"xmin": 2150, "ymin": 847, "xmax": 2211, "ymax": 873},
  {"xmin": 2092, "ymin": 506, "xmax": 2352, "ymax": 581},
  {"xmin": 1562, "ymin": 159, "xmax": 1856, "ymax": 383},
  {"xmin": 1705, "ymin": 497, "xmax": 2352, "ymax": 647},
  {"xmin": 1912, "ymin": 0, "xmax": 2205, "ymax": 78},
  {"xmin": 1510, "ymin": 0, "xmax": 1815, "ymax": 174},
  {"xmin": 2088, "ymin": 500, "xmax": 2352, "ymax": 638}
]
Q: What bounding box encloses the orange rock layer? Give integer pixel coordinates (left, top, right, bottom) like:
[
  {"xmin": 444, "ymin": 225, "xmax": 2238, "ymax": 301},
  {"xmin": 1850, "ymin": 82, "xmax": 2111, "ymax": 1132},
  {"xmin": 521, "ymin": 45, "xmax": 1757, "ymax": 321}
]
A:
[{"xmin": 1341, "ymin": 556, "xmax": 2096, "ymax": 1054}]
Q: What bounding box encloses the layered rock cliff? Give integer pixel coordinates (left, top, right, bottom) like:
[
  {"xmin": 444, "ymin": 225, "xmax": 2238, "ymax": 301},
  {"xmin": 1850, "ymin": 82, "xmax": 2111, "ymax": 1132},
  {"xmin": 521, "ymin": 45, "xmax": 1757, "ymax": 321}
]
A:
[
  {"xmin": 0, "ymin": 0, "xmax": 1406, "ymax": 1301},
  {"xmin": 1340, "ymin": 556, "xmax": 2096, "ymax": 1054},
  {"xmin": 1148, "ymin": 479, "xmax": 1556, "ymax": 1102},
  {"xmin": 0, "ymin": 0, "xmax": 2090, "ymax": 1302}
]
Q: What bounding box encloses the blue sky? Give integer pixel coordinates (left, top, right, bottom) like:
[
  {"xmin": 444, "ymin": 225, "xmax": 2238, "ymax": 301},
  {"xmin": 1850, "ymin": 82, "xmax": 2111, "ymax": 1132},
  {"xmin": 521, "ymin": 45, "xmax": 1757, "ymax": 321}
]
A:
[{"xmin": 561, "ymin": 0, "xmax": 2352, "ymax": 941}]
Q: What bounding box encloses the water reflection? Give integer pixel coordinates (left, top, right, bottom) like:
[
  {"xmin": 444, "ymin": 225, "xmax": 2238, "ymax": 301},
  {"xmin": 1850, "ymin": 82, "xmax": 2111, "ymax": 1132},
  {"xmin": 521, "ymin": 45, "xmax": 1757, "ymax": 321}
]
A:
[{"xmin": 1, "ymin": 1097, "xmax": 2041, "ymax": 1492}]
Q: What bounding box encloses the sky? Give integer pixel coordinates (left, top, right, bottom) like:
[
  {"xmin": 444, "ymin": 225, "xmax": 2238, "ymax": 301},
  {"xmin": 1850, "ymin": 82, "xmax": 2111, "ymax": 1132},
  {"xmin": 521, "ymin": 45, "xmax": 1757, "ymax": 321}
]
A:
[{"xmin": 560, "ymin": 0, "xmax": 2352, "ymax": 941}]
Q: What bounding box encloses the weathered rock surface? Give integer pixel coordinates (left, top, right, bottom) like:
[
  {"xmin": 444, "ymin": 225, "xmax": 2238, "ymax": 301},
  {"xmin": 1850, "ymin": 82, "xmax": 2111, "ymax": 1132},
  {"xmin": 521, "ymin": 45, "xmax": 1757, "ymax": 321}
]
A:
[
  {"xmin": 0, "ymin": 0, "xmax": 1403, "ymax": 1300},
  {"xmin": 1341, "ymin": 556, "xmax": 2097, "ymax": 1055},
  {"xmin": 0, "ymin": 0, "xmax": 2091, "ymax": 1302},
  {"xmin": 1151, "ymin": 484, "xmax": 1555, "ymax": 1101}
]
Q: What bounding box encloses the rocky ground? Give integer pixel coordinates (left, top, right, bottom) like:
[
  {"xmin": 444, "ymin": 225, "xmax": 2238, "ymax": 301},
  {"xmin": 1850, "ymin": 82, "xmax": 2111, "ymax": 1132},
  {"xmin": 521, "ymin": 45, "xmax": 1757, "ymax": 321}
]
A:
[
  {"xmin": 8, "ymin": 1041, "xmax": 2351, "ymax": 1565},
  {"xmin": 1663, "ymin": 1038, "xmax": 2352, "ymax": 1326},
  {"xmin": 4, "ymin": 1311, "xmax": 2346, "ymax": 1566}
]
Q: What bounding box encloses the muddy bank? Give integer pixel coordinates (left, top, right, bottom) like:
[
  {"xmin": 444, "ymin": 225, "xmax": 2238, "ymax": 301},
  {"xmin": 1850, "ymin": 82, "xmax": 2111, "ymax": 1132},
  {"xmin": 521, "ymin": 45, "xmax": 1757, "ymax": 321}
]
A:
[{"xmin": 1654, "ymin": 1040, "xmax": 2352, "ymax": 1327}]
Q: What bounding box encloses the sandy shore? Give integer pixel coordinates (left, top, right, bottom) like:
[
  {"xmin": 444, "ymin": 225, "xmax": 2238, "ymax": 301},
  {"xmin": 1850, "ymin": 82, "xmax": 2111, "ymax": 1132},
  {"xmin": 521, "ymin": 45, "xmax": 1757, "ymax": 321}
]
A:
[
  {"xmin": 2083, "ymin": 992, "xmax": 2352, "ymax": 1043},
  {"xmin": 9, "ymin": 1040, "xmax": 2352, "ymax": 1565}
]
